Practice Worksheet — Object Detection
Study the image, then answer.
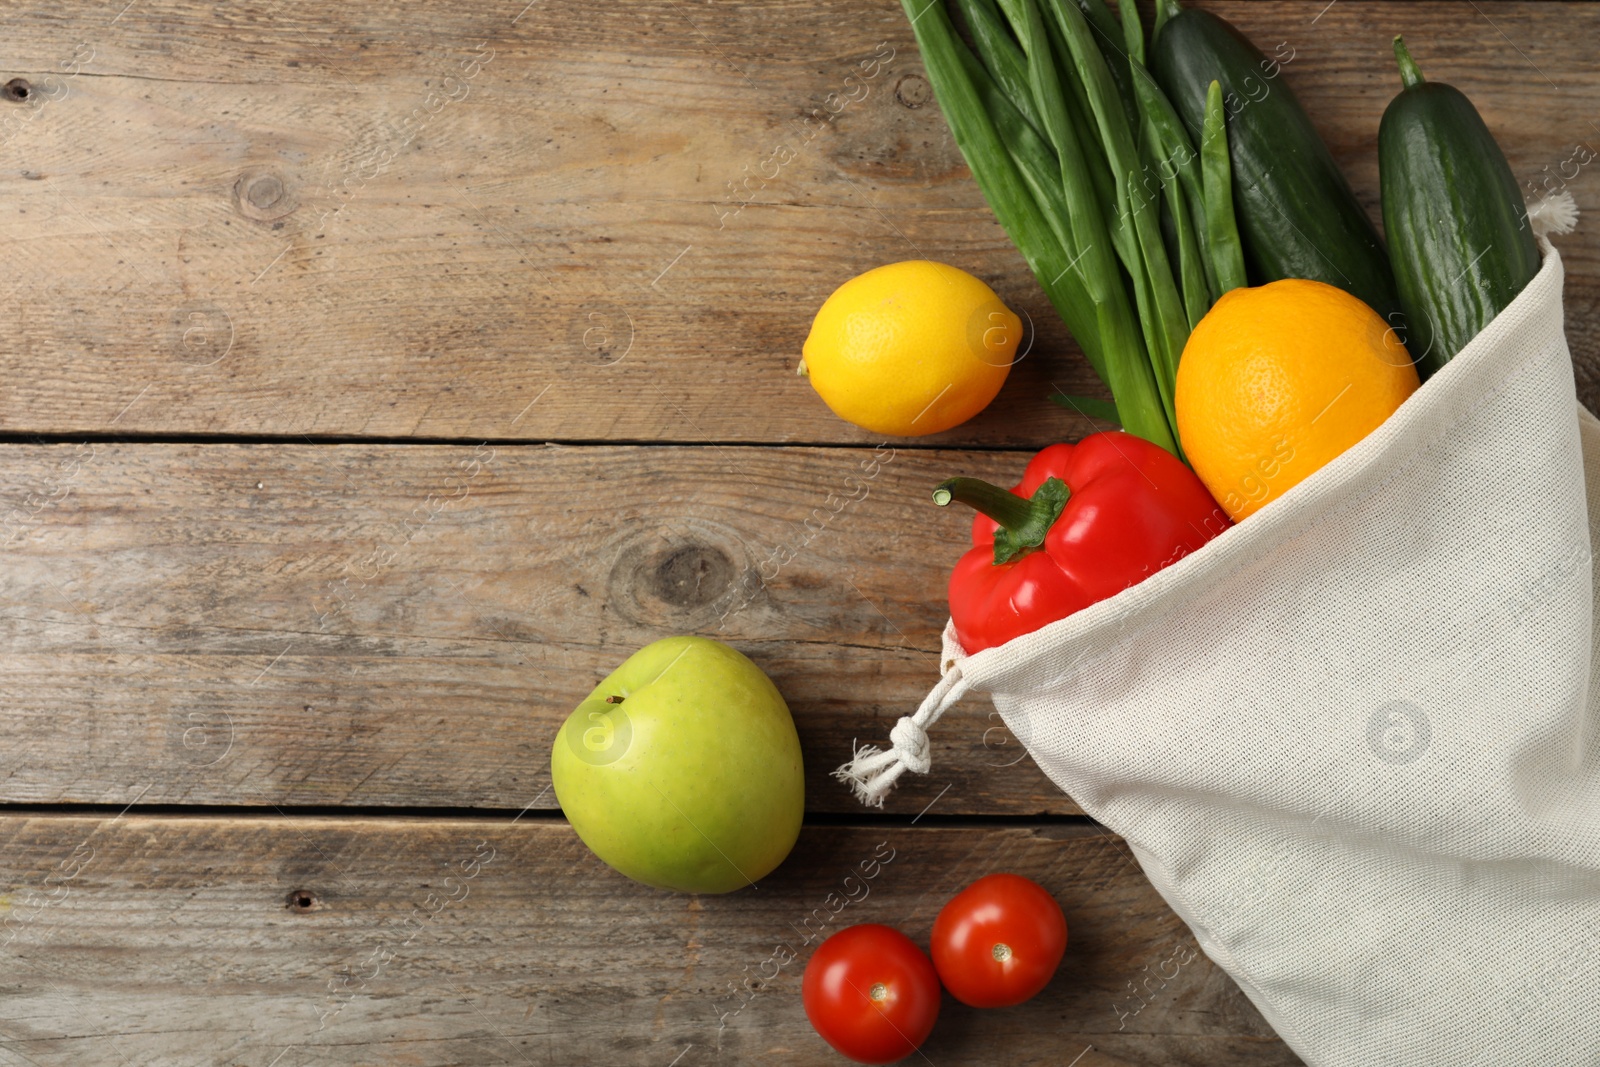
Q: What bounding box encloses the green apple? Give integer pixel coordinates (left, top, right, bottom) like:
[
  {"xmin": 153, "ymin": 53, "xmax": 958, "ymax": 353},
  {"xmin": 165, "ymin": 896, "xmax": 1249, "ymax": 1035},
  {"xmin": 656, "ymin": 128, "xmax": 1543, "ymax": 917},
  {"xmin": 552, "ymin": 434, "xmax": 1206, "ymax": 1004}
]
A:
[{"xmin": 551, "ymin": 635, "xmax": 804, "ymax": 894}]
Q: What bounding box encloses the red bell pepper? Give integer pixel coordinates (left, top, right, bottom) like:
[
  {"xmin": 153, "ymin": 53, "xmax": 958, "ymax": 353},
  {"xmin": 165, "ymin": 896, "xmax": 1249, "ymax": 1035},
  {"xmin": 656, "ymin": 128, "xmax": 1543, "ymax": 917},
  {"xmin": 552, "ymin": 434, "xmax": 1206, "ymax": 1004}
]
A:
[{"xmin": 937, "ymin": 432, "xmax": 1231, "ymax": 654}]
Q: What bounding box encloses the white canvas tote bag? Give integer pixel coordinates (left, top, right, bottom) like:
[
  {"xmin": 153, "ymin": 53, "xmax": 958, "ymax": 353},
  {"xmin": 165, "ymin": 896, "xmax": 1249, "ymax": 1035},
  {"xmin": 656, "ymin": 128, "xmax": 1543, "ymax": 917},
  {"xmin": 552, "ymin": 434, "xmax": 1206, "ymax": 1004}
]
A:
[{"xmin": 838, "ymin": 231, "xmax": 1600, "ymax": 1066}]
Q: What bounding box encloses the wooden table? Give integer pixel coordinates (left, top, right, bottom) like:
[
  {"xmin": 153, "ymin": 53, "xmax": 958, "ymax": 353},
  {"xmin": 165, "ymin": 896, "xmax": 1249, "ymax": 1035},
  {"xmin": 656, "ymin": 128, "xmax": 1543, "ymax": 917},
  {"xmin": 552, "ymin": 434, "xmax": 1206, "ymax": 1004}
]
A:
[{"xmin": 1, "ymin": 2, "xmax": 1593, "ymax": 1063}]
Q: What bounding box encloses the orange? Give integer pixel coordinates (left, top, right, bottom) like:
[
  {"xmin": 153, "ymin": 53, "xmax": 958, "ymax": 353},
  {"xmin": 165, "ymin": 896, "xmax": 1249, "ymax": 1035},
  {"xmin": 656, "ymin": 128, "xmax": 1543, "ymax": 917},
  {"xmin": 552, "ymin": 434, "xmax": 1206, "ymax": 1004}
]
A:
[
  {"xmin": 799, "ymin": 261, "xmax": 1020, "ymax": 436},
  {"xmin": 1175, "ymin": 279, "xmax": 1419, "ymax": 521}
]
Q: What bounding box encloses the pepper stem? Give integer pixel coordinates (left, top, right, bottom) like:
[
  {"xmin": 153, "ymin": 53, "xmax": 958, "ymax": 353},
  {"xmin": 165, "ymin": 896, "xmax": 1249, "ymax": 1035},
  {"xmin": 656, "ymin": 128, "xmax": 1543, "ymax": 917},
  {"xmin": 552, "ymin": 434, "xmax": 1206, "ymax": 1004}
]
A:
[
  {"xmin": 1393, "ymin": 36, "xmax": 1425, "ymax": 89},
  {"xmin": 933, "ymin": 476, "xmax": 1071, "ymax": 566},
  {"xmin": 933, "ymin": 477, "xmax": 1035, "ymax": 528}
]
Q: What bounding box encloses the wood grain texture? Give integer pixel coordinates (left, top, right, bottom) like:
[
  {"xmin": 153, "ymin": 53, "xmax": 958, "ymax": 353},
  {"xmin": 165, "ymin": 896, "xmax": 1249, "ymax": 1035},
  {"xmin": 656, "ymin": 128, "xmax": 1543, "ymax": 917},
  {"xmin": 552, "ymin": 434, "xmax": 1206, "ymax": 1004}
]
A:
[
  {"xmin": 0, "ymin": 2, "xmax": 1593, "ymax": 443},
  {"xmin": 0, "ymin": 441, "xmax": 1077, "ymax": 814},
  {"xmin": 0, "ymin": 815, "xmax": 1302, "ymax": 1066},
  {"xmin": 0, "ymin": 5, "xmax": 1593, "ymax": 1065}
]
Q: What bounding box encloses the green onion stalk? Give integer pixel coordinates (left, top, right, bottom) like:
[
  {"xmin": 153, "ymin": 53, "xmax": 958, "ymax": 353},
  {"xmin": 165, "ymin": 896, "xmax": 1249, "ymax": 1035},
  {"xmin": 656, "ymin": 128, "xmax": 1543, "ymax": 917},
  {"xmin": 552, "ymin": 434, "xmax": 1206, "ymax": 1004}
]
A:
[{"xmin": 901, "ymin": 0, "xmax": 1246, "ymax": 461}]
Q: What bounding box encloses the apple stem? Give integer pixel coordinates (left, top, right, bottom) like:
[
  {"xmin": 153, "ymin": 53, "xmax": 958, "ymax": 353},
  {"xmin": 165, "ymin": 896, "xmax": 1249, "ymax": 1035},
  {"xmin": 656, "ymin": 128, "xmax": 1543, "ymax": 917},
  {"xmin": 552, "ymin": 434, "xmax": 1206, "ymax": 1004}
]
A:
[{"xmin": 604, "ymin": 695, "xmax": 625, "ymax": 704}]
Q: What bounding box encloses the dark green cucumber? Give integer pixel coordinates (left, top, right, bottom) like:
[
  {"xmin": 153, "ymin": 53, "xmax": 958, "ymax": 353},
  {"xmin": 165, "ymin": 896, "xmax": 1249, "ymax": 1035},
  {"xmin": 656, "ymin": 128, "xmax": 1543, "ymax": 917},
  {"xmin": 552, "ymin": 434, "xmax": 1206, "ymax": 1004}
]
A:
[
  {"xmin": 1379, "ymin": 37, "xmax": 1541, "ymax": 379},
  {"xmin": 1148, "ymin": 7, "xmax": 1403, "ymax": 325}
]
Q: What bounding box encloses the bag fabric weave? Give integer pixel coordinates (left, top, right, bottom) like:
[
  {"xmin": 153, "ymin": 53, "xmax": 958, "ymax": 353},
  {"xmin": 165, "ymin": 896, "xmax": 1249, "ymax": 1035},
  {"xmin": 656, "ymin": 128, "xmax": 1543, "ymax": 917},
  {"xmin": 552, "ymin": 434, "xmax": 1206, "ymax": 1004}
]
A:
[{"xmin": 847, "ymin": 239, "xmax": 1600, "ymax": 1066}]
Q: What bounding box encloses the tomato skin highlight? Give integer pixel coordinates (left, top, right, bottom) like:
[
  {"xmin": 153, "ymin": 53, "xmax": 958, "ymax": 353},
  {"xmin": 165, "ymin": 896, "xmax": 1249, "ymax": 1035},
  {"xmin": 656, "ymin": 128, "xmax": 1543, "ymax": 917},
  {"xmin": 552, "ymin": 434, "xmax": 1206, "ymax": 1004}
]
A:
[
  {"xmin": 801, "ymin": 924, "xmax": 941, "ymax": 1064},
  {"xmin": 930, "ymin": 873, "xmax": 1068, "ymax": 1008}
]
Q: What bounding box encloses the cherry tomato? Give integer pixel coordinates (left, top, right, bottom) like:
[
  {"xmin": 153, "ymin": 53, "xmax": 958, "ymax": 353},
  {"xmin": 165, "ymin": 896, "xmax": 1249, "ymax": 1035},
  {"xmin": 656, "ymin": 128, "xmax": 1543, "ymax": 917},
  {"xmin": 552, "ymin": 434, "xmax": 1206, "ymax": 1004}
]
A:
[
  {"xmin": 930, "ymin": 873, "xmax": 1067, "ymax": 1007},
  {"xmin": 802, "ymin": 924, "xmax": 941, "ymax": 1064}
]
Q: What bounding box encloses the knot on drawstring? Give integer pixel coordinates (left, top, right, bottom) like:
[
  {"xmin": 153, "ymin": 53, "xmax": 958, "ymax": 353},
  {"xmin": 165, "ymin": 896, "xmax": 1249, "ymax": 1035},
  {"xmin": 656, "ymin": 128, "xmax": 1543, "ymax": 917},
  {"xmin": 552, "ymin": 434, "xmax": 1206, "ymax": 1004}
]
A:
[
  {"xmin": 888, "ymin": 717, "xmax": 932, "ymax": 774},
  {"xmin": 832, "ymin": 665, "xmax": 969, "ymax": 807}
]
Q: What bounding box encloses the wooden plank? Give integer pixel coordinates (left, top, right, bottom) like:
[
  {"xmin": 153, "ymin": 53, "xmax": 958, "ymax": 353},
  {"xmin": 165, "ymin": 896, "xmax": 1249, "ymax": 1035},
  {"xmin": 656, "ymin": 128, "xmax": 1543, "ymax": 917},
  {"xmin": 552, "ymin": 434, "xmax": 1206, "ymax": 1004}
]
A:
[
  {"xmin": 0, "ymin": 815, "xmax": 1302, "ymax": 1066},
  {"xmin": 0, "ymin": 441, "xmax": 1076, "ymax": 814},
  {"xmin": 0, "ymin": 2, "xmax": 1593, "ymax": 442}
]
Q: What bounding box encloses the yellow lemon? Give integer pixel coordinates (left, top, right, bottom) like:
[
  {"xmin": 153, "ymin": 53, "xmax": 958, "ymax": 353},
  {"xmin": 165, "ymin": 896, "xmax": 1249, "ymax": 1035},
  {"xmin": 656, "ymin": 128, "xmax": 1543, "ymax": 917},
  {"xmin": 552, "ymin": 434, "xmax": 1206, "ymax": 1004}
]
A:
[
  {"xmin": 799, "ymin": 260, "xmax": 1020, "ymax": 436},
  {"xmin": 1176, "ymin": 278, "xmax": 1419, "ymax": 521}
]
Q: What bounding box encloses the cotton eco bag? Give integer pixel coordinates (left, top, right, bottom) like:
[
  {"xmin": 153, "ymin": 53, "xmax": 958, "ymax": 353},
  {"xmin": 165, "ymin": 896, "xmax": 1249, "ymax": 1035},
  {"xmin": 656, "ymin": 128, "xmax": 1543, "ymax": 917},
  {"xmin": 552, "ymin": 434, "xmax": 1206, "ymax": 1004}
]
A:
[{"xmin": 838, "ymin": 237, "xmax": 1600, "ymax": 1066}]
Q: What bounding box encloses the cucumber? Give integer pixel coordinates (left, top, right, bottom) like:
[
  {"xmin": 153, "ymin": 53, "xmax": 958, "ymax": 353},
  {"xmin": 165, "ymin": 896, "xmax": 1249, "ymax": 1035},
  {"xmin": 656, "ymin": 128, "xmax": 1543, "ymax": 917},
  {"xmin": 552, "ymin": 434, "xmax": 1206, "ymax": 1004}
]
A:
[
  {"xmin": 1148, "ymin": 6, "xmax": 1404, "ymax": 325},
  {"xmin": 1379, "ymin": 37, "xmax": 1541, "ymax": 379}
]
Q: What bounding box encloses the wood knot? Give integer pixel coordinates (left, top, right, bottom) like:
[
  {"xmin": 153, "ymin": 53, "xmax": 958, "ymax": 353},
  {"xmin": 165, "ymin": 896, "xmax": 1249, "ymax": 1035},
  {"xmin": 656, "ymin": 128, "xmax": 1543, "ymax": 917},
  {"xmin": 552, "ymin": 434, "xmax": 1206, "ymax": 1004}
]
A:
[
  {"xmin": 894, "ymin": 73, "xmax": 931, "ymax": 109},
  {"xmin": 605, "ymin": 522, "xmax": 758, "ymax": 627},
  {"xmin": 648, "ymin": 545, "xmax": 734, "ymax": 609},
  {"xmin": 832, "ymin": 69, "xmax": 964, "ymax": 183},
  {"xmin": 286, "ymin": 889, "xmax": 323, "ymax": 913},
  {"xmin": 234, "ymin": 167, "xmax": 298, "ymax": 222},
  {"xmin": 3, "ymin": 79, "xmax": 32, "ymax": 103}
]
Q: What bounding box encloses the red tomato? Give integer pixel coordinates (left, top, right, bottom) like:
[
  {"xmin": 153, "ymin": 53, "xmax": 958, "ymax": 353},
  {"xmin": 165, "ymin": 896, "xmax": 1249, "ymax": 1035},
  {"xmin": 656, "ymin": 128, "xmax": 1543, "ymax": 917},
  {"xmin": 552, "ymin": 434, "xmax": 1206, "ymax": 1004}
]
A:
[
  {"xmin": 802, "ymin": 924, "xmax": 941, "ymax": 1064},
  {"xmin": 930, "ymin": 873, "xmax": 1067, "ymax": 1008}
]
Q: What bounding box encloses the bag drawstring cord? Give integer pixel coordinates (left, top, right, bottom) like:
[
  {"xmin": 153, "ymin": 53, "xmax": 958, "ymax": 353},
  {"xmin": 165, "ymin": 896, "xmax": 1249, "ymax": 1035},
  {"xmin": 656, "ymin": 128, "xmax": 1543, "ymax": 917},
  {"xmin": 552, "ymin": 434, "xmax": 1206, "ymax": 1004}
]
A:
[{"xmin": 831, "ymin": 665, "xmax": 970, "ymax": 808}]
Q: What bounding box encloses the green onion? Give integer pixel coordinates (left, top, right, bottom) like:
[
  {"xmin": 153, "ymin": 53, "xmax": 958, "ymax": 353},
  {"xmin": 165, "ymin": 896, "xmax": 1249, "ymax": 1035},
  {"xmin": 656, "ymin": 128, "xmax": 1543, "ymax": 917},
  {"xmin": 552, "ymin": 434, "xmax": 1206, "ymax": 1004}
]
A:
[
  {"xmin": 1127, "ymin": 62, "xmax": 1213, "ymax": 290},
  {"xmin": 1149, "ymin": 120, "xmax": 1211, "ymax": 328},
  {"xmin": 1069, "ymin": 0, "xmax": 1138, "ymax": 128},
  {"xmin": 1000, "ymin": 0, "xmax": 1177, "ymax": 452},
  {"xmin": 1037, "ymin": 0, "xmax": 1186, "ymax": 428},
  {"xmin": 899, "ymin": 1, "xmax": 1103, "ymax": 358},
  {"xmin": 1124, "ymin": 44, "xmax": 1212, "ymax": 322},
  {"xmin": 955, "ymin": 39, "xmax": 1086, "ymax": 339},
  {"xmin": 900, "ymin": 0, "xmax": 1250, "ymax": 460},
  {"xmin": 902, "ymin": 0, "xmax": 1116, "ymax": 410},
  {"xmin": 1113, "ymin": 0, "xmax": 1139, "ymax": 64},
  {"xmin": 1117, "ymin": 0, "xmax": 1204, "ymax": 340},
  {"xmin": 1114, "ymin": 0, "xmax": 1144, "ymax": 65},
  {"xmin": 1036, "ymin": 0, "xmax": 1117, "ymax": 218},
  {"xmin": 952, "ymin": 0, "xmax": 1043, "ymax": 134}
]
